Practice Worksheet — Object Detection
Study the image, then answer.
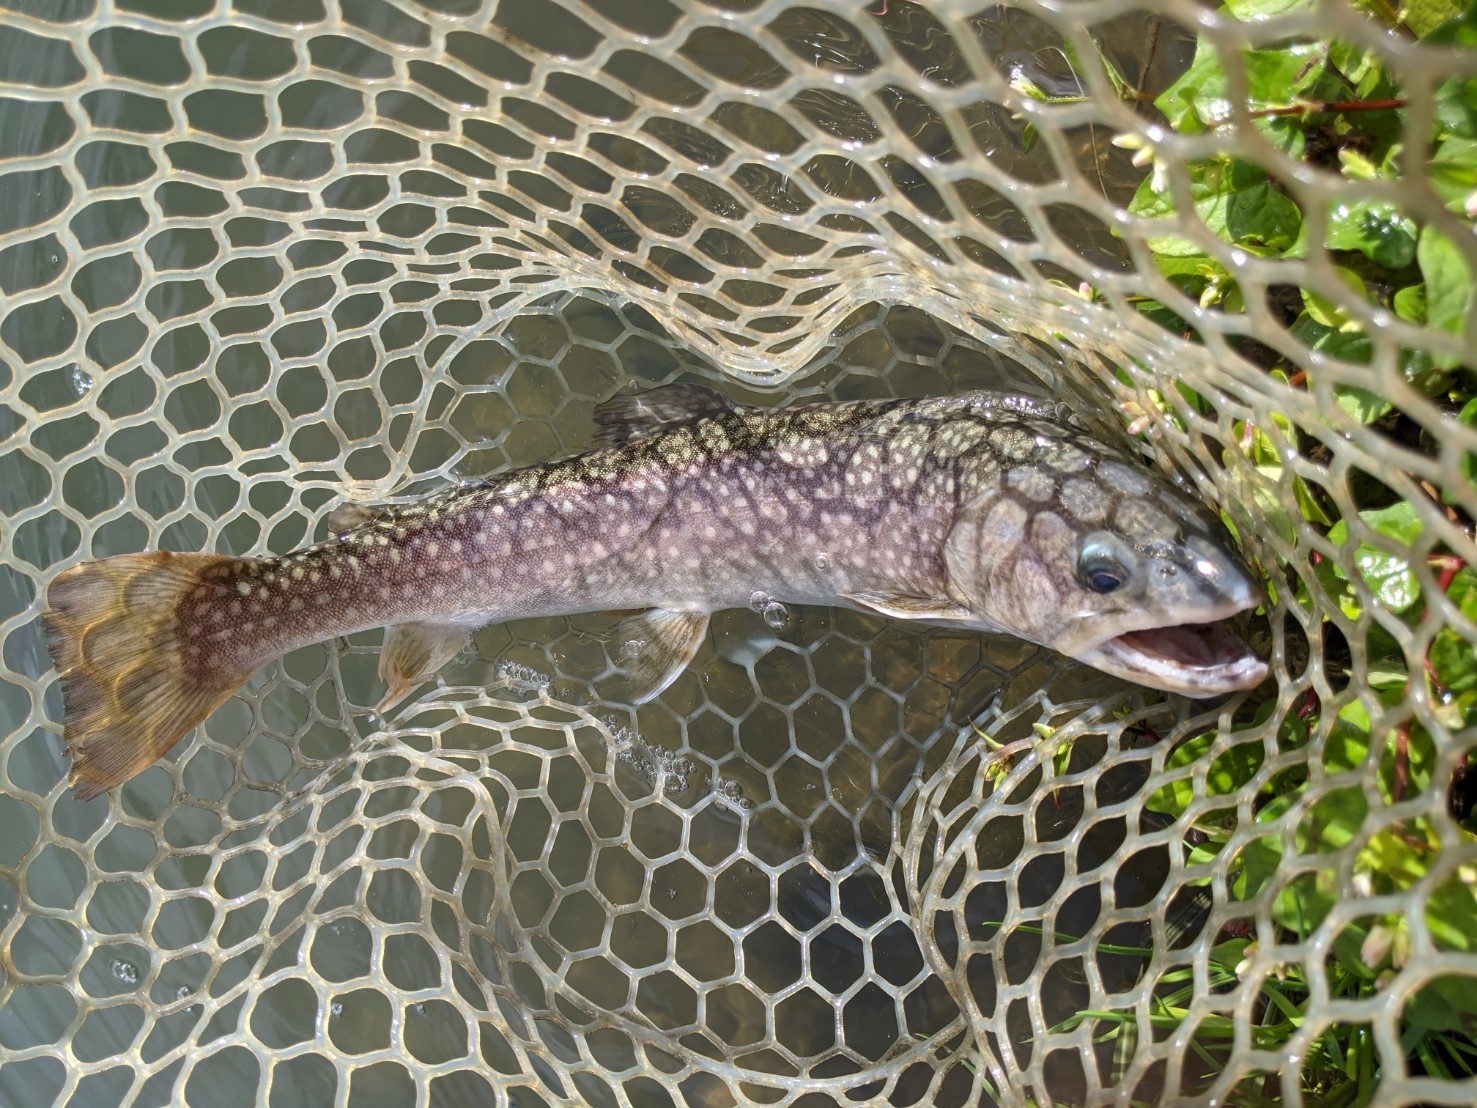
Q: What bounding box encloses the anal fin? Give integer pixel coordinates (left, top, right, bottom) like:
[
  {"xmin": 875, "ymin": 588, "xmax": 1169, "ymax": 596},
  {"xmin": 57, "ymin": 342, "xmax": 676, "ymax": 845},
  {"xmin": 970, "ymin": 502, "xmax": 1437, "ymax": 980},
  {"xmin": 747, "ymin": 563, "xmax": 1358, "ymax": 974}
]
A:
[
  {"xmin": 377, "ymin": 622, "xmax": 469, "ymax": 712},
  {"xmin": 613, "ymin": 609, "xmax": 710, "ymax": 704}
]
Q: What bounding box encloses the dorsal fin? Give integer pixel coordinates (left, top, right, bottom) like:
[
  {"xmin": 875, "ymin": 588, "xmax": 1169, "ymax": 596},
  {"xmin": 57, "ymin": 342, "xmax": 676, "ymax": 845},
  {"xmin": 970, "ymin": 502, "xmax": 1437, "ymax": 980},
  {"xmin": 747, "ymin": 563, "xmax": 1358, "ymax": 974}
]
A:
[{"xmin": 593, "ymin": 383, "xmax": 736, "ymax": 446}]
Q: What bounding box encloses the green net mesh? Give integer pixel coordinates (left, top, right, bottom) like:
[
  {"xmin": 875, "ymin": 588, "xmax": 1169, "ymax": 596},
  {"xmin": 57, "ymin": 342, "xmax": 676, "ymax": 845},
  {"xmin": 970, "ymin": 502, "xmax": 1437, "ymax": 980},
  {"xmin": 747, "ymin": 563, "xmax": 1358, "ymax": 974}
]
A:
[{"xmin": 2, "ymin": 1, "xmax": 1475, "ymax": 1105}]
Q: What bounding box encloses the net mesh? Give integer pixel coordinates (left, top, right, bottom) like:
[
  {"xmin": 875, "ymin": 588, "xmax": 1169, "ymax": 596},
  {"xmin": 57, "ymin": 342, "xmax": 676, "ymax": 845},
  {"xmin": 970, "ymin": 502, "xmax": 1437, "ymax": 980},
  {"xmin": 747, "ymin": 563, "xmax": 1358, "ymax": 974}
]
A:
[{"xmin": 2, "ymin": 1, "xmax": 1475, "ymax": 1105}]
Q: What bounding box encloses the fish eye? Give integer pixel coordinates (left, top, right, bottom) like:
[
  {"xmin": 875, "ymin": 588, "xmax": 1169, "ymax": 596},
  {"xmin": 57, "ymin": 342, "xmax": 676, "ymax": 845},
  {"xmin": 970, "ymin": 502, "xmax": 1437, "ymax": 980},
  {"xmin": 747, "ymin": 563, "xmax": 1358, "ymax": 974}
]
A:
[{"xmin": 1078, "ymin": 538, "xmax": 1131, "ymax": 594}]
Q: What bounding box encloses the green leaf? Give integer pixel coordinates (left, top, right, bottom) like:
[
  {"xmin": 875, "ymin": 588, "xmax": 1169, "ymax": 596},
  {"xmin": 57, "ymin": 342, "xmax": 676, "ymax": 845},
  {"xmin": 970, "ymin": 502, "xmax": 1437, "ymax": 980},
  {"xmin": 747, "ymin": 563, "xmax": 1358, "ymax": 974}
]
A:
[
  {"xmin": 1334, "ymin": 385, "xmax": 1393, "ymax": 424},
  {"xmin": 1431, "ymin": 567, "xmax": 1477, "ymax": 694},
  {"xmin": 1224, "ymin": 0, "xmax": 1313, "ymax": 16},
  {"xmin": 1297, "ymin": 786, "xmax": 1367, "ymax": 853},
  {"xmin": 1242, "ymin": 45, "xmax": 1332, "ymax": 105},
  {"xmin": 1208, "ymin": 738, "xmax": 1266, "ymax": 795},
  {"xmin": 1405, "ymin": 0, "xmax": 1465, "ymax": 38},
  {"xmin": 1327, "ymin": 502, "xmax": 1424, "ymax": 613},
  {"xmin": 1428, "ymin": 137, "xmax": 1477, "ymax": 211},
  {"xmin": 1403, "ymin": 974, "xmax": 1477, "ymax": 1036},
  {"xmin": 1325, "ymin": 199, "xmax": 1418, "ymax": 268},
  {"xmin": 1458, "ymin": 397, "xmax": 1477, "ymax": 487},
  {"xmin": 1338, "ymin": 148, "xmax": 1381, "ymax": 181},
  {"xmin": 1435, "ymin": 77, "xmax": 1477, "ymax": 139},
  {"xmin": 1311, "ymin": 321, "xmax": 1373, "ymax": 365},
  {"xmin": 1154, "ymin": 42, "xmax": 1225, "ymax": 133},
  {"xmin": 1324, "ymin": 698, "xmax": 1374, "ymax": 774},
  {"xmin": 1417, "ymin": 224, "xmax": 1476, "ymax": 335},
  {"xmin": 1425, "ymin": 874, "xmax": 1477, "ymax": 957},
  {"xmin": 1432, "ymin": 629, "xmax": 1477, "ymax": 694},
  {"xmin": 1394, "ymin": 283, "xmax": 1428, "ymax": 325},
  {"xmin": 1429, "ymin": 7, "xmax": 1477, "ymax": 136},
  {"xmin": 1183, "ymin": 159, "xmax": 1303, "ymax": 251}
]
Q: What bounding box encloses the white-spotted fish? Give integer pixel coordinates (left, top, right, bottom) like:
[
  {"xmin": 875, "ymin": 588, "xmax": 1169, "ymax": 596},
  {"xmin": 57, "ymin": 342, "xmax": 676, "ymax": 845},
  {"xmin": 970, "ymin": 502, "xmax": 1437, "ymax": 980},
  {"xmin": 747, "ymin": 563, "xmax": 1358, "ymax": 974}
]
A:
[{"xmin": 45, "ymin": 385, "xmax": 1267, "ymax": 799}]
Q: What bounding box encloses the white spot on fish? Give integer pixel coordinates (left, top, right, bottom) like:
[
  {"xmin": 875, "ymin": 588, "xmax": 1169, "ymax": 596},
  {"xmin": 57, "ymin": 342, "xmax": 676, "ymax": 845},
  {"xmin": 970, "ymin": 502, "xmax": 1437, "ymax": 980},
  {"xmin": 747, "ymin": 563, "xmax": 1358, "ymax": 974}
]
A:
[
  {"xmin": 236, "ymin": 581, "xmax": 251, "ymax": 596},
  {"xmin": 426, "ymin": 542, "xmax": 440, "ymax": 558}
]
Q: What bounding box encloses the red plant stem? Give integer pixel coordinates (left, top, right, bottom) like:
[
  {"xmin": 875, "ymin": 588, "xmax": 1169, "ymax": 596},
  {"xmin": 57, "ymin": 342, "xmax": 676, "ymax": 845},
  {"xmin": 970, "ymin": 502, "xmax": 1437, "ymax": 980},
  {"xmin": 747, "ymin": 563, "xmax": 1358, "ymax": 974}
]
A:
[
  {"xmin": 1248, "ymin": 99, "xmax": 1407, "ymax": 119},
  {"xmin": 1434, "ymin": 556, "xmax": 1465, "ymax": 592},
  {"xmin": 1418, "ymin": 556, "xmax": 1466, "ymax": 698},
  {"xmin": 1393, "ymin": 718, "xmax": 1410, "ymax": 803}
]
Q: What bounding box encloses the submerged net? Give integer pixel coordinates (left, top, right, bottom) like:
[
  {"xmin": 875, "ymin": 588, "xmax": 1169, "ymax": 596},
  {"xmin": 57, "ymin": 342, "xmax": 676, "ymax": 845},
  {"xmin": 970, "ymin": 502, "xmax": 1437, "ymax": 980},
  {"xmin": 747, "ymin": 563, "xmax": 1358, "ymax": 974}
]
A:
[{"xmin": 2, "ymin": 1, "xmax": 1476, "ymax": 1104}]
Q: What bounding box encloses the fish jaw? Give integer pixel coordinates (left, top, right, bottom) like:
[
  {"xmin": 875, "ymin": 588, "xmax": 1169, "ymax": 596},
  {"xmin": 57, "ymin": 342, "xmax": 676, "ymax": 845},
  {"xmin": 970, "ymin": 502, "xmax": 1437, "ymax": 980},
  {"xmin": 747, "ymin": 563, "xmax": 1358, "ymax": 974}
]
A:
[{"xmin": 1065, "ymin": 600, "xmax": 1268, "ymax": 697}]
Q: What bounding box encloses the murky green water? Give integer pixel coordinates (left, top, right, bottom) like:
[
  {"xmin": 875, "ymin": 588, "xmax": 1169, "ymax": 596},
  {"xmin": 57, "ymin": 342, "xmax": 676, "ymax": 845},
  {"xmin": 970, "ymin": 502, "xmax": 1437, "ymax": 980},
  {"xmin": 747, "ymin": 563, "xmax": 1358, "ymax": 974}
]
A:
[{"xmin": 0, "ymin": 3, "xmax": 1194, "ymax": 1104}]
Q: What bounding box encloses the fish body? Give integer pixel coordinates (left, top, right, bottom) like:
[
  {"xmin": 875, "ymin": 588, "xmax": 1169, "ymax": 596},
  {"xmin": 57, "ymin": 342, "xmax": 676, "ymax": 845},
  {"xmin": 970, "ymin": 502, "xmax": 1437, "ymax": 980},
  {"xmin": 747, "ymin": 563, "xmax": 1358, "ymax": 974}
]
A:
[{"xmin": 45, "ymin": 386, "xmax": 1267, "ymax": 799}]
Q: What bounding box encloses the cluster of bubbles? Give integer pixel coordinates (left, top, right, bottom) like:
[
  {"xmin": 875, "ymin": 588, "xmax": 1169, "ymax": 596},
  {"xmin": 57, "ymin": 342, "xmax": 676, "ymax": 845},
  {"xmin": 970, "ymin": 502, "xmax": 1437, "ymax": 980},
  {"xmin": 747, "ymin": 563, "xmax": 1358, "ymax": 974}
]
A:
[
  {"xmin": 493, "ymin": 661, "xmax": 551, "ymax": 695},
  {"xmin": 748, "ymin": 590, "xmax": 791, "ymax": 631}
]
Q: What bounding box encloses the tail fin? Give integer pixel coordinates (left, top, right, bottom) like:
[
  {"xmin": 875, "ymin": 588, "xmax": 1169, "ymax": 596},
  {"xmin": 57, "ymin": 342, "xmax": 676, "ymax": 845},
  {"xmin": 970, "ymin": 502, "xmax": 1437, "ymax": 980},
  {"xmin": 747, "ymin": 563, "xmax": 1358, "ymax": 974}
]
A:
[{"xmin": 44, "ymin": 552, "xmax": 251, "ymax": 801}]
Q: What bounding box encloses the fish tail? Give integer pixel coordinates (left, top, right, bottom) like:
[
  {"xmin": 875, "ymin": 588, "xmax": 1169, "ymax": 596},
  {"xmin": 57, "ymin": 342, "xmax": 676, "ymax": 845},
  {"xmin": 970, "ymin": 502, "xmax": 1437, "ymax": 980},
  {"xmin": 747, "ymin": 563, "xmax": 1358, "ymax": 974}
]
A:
[{"xmin": 44, "ymin": 551, "xmax": 253, "ymax": 801}]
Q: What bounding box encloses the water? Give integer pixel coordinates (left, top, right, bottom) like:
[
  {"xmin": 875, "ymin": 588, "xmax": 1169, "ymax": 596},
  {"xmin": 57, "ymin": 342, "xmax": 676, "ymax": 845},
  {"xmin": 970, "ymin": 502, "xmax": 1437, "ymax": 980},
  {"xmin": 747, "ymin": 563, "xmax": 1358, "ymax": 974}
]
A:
[{"xmin": 0, "ymin": 2, "xmax": 1193, "ymax": 1104}]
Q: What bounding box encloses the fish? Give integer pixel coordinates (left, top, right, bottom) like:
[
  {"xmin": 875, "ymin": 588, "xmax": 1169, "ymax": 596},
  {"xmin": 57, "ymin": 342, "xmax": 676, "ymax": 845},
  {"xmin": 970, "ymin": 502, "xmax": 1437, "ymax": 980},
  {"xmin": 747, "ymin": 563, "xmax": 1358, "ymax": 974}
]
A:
[{"xmin": 43, "ymin": 384, "xmax": 1268, "ymax": 800}]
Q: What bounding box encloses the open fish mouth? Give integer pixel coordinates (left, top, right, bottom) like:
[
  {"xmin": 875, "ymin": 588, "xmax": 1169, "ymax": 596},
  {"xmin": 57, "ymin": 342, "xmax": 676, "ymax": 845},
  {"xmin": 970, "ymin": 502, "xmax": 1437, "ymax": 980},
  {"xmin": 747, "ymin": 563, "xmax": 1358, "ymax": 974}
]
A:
[{"xmin": 1077, "ymin": 620, "xmax": 1268, "ymax": 697}]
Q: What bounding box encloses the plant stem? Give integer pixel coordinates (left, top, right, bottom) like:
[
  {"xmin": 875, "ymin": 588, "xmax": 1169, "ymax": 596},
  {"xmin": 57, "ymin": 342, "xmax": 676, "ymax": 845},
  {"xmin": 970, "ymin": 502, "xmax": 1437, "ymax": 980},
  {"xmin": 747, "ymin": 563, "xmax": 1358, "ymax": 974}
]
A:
[{"xmin": 1248, "ymin": 99, "xmax": 1406, "ymax": 119}]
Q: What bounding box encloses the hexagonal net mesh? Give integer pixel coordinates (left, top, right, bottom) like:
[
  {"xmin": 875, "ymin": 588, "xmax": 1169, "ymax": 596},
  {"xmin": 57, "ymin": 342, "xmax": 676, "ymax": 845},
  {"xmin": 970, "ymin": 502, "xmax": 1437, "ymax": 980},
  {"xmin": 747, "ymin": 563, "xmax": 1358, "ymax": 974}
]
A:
[{"xmin": 2, "ymin": 0, "xmax": 1475, "ymax": 1105}]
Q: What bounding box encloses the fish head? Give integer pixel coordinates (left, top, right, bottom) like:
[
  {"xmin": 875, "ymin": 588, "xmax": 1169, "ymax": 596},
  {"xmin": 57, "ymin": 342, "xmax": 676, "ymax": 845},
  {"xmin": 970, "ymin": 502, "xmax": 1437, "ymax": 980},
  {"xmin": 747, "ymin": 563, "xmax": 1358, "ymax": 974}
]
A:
[{"xmin": 944, "ymin": 448, "xmax": 1268, "ymax": 698}]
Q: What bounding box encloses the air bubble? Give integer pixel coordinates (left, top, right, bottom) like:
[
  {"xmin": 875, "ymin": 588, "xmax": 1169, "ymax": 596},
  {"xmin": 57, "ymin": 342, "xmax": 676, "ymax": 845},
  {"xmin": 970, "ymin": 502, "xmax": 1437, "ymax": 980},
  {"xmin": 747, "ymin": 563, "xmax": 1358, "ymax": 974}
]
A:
[
  {"xmin": 814, "ymin": 552, "xmax": 832, "ymax": 571},
  {"xmin": 111, "ymin": 959, "xmax": 139, "ymax": 986},
  {"xmin": 331, "ymin": 1001, "xmax": 344, "ymax": 1018},
  {"xmin": 495, "ymin": 661, "xmax": 550, "ymax": 693},
  {"xmin": 619, "ymin": 639, "xmax": 644, "ymax": 661},
  {"xmin": 749, "ymin": 590, "xmax": 770, "ymax": 611},
  {"xmin": 714, "ymin": 778, "xmax": 754, "ymax": 812},
  {"xmin": 762, "ymin": 600, "xmax": 789, "ymax": 630}
]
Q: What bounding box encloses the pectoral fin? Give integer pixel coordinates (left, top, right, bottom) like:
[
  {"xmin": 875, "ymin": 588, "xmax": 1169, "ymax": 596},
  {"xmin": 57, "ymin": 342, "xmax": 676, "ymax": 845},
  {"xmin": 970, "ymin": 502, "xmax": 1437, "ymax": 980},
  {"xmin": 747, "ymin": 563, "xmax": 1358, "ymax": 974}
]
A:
[
  {"xmin": 841, "ymin": 591, "xmax": 980, "ymax": 625},
  {"xmin": 593, "ymin": 383, "xmax": 736, "ymax": 446},
  {"xmin": 377, "ymin": 622, "xmax": 470, "ymax": 711},
  {"xmin": 326, "ymin": 500, "xmax": 389, "ymax": 534},
  {"xmin": 613, "ymin": 609, "xmax": 710, "ymax": 703}
]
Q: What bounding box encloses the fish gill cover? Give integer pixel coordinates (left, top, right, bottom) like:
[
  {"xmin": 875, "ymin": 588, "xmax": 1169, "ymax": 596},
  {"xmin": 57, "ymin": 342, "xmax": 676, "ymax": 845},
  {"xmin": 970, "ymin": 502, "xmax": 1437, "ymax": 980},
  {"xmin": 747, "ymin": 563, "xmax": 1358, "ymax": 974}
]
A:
[{"xmin": 0, "ymin": 1, "xmax": 1474, "ymax": 1106}]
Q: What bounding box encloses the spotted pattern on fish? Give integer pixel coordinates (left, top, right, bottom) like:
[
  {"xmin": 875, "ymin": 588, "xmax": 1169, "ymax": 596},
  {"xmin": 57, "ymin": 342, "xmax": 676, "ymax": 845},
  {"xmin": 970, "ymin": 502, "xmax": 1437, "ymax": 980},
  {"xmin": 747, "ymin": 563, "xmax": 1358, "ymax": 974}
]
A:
[{"xmin": 44, "ymin": 386, "xmax": 1267, "ymax": 800}]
